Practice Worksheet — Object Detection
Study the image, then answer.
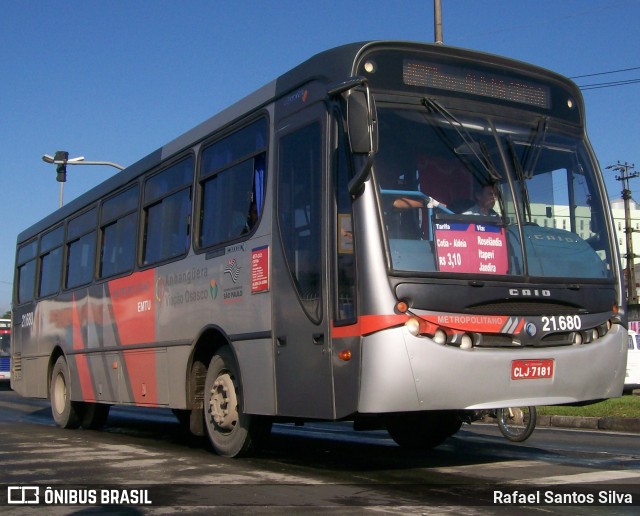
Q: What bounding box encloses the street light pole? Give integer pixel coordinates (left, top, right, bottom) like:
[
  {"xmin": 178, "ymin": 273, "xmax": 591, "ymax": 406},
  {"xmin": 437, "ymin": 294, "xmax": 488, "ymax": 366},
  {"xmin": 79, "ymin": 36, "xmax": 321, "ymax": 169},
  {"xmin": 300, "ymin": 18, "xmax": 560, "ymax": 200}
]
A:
[{"xmin": 42, "ymin": 152, "xmax": 125, "ymax": 208}]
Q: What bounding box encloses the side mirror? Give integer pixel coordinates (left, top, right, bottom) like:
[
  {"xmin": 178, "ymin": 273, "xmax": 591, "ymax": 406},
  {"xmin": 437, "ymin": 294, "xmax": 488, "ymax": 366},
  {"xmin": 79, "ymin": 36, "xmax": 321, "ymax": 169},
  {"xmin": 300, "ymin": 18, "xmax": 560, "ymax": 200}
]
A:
[
  {"xmin": 328, "ymin": 77, "xmax": 378, "ymax": 194},
  {"xmin": 347, "ymin": 88, "xmax": 377, "ymax": 155},
  {"xmin": 328, "ymin": 77, "xmax": 378, "ymax": 156}
]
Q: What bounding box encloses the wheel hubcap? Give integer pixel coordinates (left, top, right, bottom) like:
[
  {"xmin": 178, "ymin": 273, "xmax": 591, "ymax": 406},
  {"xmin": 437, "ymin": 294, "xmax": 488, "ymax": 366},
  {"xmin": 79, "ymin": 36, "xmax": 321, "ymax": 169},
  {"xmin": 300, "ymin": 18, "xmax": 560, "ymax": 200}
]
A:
[
  {"xmin": 209, "ymin": 372, "xmax": 238, "ymax": 431},
  {"xmin": 53, "ymin": 373, "xmax": 66, "ymax": 415}
]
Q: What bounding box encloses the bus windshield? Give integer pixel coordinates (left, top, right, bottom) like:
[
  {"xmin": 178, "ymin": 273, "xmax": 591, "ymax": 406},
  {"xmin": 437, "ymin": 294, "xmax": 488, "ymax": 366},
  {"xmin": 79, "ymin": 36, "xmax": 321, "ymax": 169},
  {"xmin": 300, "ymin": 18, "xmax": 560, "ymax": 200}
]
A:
[{"xmin": 374, "ymin": 106, "xmax": 614, "ymax": 280}]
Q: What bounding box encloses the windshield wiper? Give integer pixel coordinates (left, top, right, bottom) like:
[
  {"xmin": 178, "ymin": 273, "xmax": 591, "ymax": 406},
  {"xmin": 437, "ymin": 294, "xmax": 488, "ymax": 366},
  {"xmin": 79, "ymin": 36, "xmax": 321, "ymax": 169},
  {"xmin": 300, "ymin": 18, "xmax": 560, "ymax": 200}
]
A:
[
  {"xmin": 422, "ymin": 97, "xmax": 501, "ymax": 183},
  {"xmin": 520, "ymin": 117, "xmax": 548, "ymax": 179},
  {"xmin": 506, "ymin": 137, "xmax": 532, "ymax": 222}
]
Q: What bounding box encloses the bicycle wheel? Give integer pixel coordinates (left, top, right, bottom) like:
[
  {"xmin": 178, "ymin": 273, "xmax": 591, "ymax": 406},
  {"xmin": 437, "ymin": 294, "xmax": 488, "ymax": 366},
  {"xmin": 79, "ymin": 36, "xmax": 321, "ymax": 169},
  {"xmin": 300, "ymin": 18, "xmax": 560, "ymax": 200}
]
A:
[{"xmin": 497, "ymin": 406, "xmax": 536, "ymax": 442}]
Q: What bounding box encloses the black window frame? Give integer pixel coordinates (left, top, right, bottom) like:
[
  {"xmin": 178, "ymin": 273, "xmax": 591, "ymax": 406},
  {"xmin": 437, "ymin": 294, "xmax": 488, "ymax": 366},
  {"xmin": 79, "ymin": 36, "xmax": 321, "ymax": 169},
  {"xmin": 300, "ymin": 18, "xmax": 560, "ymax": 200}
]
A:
[
  {"xmin": 16, "ymin": 240, "xmax": 38, "ymax": 304},
  {"xmin": 38, "ymin": 225, "xmax": 64, "ymax": 298},
  {"xmin": 196, "ymin": 116, "xmax": 268, "ymax": 252},
  {"xmin": 99, "ymin": 185, "xmax": 140, "ymax": 280},
  {"xmin": 65, "ymin": 207, "xmax": 98, "ymax": 290},
  {"xmin": 141, "ymin": 155, "xmax": 194, "ymax": 267}
]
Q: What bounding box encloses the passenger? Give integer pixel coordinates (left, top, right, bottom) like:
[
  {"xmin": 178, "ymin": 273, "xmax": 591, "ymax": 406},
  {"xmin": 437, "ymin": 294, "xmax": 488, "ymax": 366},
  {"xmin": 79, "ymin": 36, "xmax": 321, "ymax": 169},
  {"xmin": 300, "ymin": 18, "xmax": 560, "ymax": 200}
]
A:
[
  {"xmin": 392, "ymin": 196, "xmax": 447, "ymax": 210},
  {"xmin": 463, "ymin": 184, "xmax": 499, "ymax": 216},
  {"xmin": 242, "ymin": 201, "xmax": 258, "ymax": 234}
]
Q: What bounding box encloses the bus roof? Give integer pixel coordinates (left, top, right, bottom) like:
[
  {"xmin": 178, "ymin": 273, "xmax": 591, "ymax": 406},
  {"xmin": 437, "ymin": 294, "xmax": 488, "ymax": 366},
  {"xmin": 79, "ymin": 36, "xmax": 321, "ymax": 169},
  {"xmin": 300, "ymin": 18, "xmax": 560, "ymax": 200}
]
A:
[{"xmin": 18, "ymin": 41, "xmax": 579, "ymax": 244}]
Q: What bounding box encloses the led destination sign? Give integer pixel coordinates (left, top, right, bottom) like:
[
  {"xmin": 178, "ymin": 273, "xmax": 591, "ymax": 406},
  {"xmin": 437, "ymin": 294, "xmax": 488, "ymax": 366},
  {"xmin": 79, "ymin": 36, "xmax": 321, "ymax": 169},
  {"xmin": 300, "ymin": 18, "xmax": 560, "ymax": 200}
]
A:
[{"xmin": 403, "ymin": 59, "xmax": 551, "ymax": 109}]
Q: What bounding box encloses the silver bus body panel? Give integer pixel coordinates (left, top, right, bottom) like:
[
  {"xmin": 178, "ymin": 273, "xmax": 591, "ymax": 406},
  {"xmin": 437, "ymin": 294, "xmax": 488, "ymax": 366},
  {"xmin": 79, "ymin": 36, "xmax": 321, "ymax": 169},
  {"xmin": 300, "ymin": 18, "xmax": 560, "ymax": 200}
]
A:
[{"xmin": 358, "ymin": 324, "xmax": 626, "ymax": 413}]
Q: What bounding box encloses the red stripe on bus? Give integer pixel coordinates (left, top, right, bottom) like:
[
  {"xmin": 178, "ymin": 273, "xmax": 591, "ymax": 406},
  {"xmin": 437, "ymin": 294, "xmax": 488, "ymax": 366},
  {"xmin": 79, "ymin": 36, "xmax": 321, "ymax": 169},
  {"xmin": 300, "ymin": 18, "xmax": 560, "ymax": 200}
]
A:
[
  {"xmin": 74, "ymin": 353, "xmax": 96, "ymax": 401},
  {"xmin": 331, "ymin": 314, "xmax": 409, "ymax": 338},
  {"xmin": 331, "ymin": 313, "xmax": 524, "ymax": 339},
  {"xmin": 122, "ymin": 349, "xmax": 158, "ymax": 405},
  {"xmin": 108, "ymin": 270, "xmax": 156, "ymax": 346},
  {"xmin": 419, "ymin": 314, "xmax": 513, "ymax": 333},
  {"xmin": 72, "ymin": 295, "xmax": 95, "ymax": 400}
]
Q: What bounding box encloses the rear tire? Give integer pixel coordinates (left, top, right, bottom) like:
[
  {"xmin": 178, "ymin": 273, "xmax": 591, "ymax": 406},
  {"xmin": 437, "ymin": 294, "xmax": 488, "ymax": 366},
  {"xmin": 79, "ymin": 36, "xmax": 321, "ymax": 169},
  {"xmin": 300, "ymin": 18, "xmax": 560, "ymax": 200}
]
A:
[
  {"xmin": 50, "ymin": 356, "xmax": 81, "ymax": 429},
  {"xmin": 203, "ymin": 349, "xmax": 271, "ymax": 457},
  {"xmin": 386, "ymin": 411, "xmax": 461, "ymax": 449}
]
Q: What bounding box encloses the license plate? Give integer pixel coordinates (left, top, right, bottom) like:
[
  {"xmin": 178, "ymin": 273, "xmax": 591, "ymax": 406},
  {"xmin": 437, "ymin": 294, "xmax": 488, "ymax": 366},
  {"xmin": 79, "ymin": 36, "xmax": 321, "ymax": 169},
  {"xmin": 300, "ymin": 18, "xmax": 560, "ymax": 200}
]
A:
[{"xmin": 511, "ymin": 359, "xmax": 554, "ymax": 380}]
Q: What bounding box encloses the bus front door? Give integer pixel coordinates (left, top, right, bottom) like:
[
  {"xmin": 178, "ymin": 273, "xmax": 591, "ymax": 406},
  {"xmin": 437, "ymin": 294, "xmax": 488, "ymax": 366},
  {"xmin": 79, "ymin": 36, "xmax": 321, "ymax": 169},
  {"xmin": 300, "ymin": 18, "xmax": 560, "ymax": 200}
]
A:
[{"xmin": 273, "ymin": 111, "xmax": 334, "ymax": 419}]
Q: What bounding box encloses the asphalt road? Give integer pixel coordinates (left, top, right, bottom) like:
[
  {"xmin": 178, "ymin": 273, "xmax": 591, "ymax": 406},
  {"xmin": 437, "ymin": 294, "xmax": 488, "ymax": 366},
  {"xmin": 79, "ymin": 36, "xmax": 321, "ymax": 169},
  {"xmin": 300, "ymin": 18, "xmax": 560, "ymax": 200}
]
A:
[{"xmin": 0, "ymin": 384, "xmax": 639, "ymax": 515}]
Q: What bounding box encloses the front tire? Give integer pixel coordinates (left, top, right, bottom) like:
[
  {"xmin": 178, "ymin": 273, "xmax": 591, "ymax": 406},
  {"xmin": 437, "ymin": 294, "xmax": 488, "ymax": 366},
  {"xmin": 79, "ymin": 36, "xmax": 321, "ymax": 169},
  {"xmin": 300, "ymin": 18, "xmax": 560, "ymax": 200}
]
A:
[
  {"xmin": 203, "ymin": 349, "xmax": 271, "ymax": 457},
  {"xmin": 386, "ymin": 411, "xmax": 462, "ymax": 449},
  {"xmin": 497, "ymin": 406, "xmax": 536, "ymax": 442},
  {"xmin": 50, "ymin": 356, "xmax": 81, "ymax": 429}
]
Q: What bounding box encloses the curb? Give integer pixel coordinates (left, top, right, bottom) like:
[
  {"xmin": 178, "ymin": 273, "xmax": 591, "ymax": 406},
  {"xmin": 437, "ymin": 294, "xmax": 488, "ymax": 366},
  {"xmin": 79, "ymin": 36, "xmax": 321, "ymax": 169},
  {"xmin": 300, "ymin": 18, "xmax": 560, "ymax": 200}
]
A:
[{"xmin": 536, "ymin": 415, "xmax": 640, "ymax": 433}]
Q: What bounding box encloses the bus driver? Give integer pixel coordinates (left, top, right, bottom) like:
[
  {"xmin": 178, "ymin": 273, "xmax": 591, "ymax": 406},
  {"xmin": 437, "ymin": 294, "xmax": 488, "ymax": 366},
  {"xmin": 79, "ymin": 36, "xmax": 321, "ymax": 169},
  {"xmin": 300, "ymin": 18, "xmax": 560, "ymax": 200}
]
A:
[{"xmin": 463, "ymin": 183, "xmax": 499, "ymax": 216}]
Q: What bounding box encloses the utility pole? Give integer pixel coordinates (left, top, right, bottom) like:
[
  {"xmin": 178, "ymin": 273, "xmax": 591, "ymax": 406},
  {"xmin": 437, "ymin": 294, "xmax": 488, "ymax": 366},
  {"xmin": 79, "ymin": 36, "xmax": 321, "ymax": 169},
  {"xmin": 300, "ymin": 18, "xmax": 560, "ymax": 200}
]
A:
[
  {"xmin": 434, "ymin": 0, "xmax": 444, "ymax": 45},
  {"xmin": 607, "ymin": 161, "xmax": 639, "ymax": 304}
]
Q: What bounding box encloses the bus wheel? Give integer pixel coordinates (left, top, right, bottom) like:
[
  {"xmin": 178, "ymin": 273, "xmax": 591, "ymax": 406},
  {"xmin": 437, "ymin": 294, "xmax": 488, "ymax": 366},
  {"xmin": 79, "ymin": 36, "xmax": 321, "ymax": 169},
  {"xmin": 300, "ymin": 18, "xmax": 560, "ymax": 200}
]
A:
[
  {"xmin": 50, "ymin": 356, "xmax": 81, "ymax": 429},
  {"xmin": 386, "ymin": 411, "xmax": 461, "ymax": 450},
  {"xmin": 203, "ymin": 349, "xmax": 271, "ymax": 457},
  {"xmin": 79, "ymin": 403, "xmax": 110, "ymax": 429}
]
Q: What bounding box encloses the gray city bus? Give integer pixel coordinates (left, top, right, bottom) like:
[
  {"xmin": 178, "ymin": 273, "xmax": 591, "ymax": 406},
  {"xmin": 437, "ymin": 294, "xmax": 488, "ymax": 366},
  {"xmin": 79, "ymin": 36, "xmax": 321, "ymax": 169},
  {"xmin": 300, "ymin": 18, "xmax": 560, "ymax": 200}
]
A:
[{"xmin": 12, "ymin": 41, "xmax": 627, "ymax": 457}]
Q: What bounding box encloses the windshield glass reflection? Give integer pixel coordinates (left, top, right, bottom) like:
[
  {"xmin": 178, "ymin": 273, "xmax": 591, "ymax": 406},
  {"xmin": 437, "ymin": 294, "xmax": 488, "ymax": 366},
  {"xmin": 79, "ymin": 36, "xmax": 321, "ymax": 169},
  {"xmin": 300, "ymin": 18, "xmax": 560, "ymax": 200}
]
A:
[{"xmin": 374, "ymin": 107, "xmax": 613, "ymax": 279}]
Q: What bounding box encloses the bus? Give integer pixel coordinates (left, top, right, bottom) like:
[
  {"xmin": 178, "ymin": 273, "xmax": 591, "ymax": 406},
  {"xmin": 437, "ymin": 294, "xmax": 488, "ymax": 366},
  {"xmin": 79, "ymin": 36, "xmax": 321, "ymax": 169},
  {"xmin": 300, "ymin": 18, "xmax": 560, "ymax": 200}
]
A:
[
  {"xmin": 0, "ymin": 319, "xmax": 10, "ymax": 381},
  {"xmin": 11, "ymin": 41, "xmax": 627, "ymax": 457}
]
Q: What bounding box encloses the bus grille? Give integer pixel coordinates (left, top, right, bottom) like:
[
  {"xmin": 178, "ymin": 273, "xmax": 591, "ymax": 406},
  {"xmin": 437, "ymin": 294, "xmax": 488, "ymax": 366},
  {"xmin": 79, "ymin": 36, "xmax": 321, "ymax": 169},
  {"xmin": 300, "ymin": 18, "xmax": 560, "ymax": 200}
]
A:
[
  {"xmin": 466, "ymin": 300, "xmax": 583, "ymax": 316},
  {"xmin": 0, "ymin": 356, "xmax": 9, "ymax": 372}
]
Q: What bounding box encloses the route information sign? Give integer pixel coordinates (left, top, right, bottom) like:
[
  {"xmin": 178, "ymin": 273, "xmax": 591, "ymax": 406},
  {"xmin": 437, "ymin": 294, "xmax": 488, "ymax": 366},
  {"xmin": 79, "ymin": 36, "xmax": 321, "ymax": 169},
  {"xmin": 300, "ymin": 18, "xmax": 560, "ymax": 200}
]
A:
[{"xmin": 434, "ymin": 221, "xmax": 508, "ymax": 274}]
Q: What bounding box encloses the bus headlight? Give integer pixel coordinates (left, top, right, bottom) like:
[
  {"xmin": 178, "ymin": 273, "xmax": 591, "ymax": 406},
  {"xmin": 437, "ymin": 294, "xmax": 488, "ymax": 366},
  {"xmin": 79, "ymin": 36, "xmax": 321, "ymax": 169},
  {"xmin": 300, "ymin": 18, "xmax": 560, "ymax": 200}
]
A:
[
  {"xmin": 460, "ymin": 334, "xmax": 473, "ymax": 350},
  {"xmin": 405, "ymin": 317, "xmax": 421, "ymax": 336},
  {"xmin": 434, "ymin": 329, "xmax": 447, "ymax": 345}
]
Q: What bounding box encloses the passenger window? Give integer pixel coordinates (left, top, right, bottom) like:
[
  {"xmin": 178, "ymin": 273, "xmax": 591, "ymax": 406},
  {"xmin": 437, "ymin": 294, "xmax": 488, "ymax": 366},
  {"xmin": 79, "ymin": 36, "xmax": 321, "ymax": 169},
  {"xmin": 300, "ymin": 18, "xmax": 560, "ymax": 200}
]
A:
[
  {"xmin": 99, "ymin": 186, "xmax": 139, "ymax": 278},
  {"xmin": 142, "ymin": 157, "xmax": 193, "ymax": 265},
  {"xmin": 39, "ymin": 226, "xmax": 64, "ymax": 297},
  {"xmin": 66, "ymin": 208, "xmax": 97, "ymax": 289},
  {"xmin": 16, "ymin": 241, "xmax": 37, "ymax": 304},
  {"xmin": 199, "ymin": 118, "xmax": 267, "ymax": 248}
]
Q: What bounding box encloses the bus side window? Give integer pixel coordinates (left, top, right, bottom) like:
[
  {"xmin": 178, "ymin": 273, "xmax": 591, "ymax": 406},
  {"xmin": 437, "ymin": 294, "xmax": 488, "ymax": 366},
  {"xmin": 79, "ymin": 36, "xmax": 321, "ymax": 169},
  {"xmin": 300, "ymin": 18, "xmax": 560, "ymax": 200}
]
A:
[
  {"xmin": 16, "ymin": 240, "xmax": 37, "ymax": 304},
  {"xmin": 198, "ymin": 118, "xmax": 268, "ymax": 248},
  {"xmin": 66, "ymin": 208, "xmax": 97, "ymax": 289},
  {"xmin": 142, "ymin": 157, "xmax": 193, "ymax": 265},
  {"xmin": 38, "ymin": 226, "xmax": 64, "ymax": 298},
  {"xmin": 99, "ymin": 186, "xmax": 139, "ymax": 279}
]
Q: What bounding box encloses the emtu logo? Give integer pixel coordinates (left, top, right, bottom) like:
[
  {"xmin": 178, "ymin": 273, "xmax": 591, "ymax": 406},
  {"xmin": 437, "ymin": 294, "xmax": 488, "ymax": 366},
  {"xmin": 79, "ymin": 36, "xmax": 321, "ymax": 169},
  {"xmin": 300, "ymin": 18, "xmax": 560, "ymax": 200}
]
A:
[{"xmin": 209, "ymin": 279, "xmax": 219, "ymax": 300}]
